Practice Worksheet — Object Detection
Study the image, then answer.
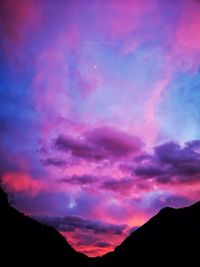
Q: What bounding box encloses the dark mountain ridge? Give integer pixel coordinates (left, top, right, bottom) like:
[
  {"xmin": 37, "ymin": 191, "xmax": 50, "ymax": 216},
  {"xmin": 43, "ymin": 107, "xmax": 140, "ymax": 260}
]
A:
[
  {"xmin": 97, "ymin": 201, "xmax": 200, "ymax": 266},
  {"xmin": 1, "ymin": 187, "xmax": 200, "ymax": 266},
  {"xmin": 0, "ymin": 187, "xmax": 90, "ymax": 266}
]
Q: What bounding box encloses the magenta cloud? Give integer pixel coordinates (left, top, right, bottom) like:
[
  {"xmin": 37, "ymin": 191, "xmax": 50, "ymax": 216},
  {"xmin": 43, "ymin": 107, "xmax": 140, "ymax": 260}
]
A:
[
  {"xmin": 36, "ymin": 215, "xmax": 128, "ymax": 235},
  {"xmin": 54, "ymin": 126, "xmax": 142, "ymax": 161},
  {"xmin": 133, "ymin": 140, "xmax": 200, "ymax": 184}
]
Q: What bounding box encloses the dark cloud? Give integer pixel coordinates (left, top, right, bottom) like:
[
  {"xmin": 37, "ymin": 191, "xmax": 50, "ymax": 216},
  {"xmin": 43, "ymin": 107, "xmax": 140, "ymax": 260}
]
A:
[
  {"xmin": 133, "ymin": 140, "xmax": 200, "ymax": 184},
  {"xmin": 74, "ymin": 233, "xmax": 99, "ymax": 247},
  {"xmin": 95, "ymin": 241, "xmax": 111, "ymax": 248},
  {"xmin": 151, "ymin": 195, "xmax": 192, "ymax": 210},
  {"xmin": 15, "ymin": 191, "xmax": 72, "ymax": 216},
  {"xmin": 67, "ymin": 231, "xmax": 112, "ymax": 250},
  {"xmin": 101, "ymin": 177, "xmax": 134, "ymax": 194},
  {"xmin": 35, "ymin": 215, "xmax": 128, "ymax": 235},
  {"xmin": 59, "ymin": 174, "xmax": 135, "ymax": 195},
  {"xmin": 54, "ymin": 135, "xmax": 101, "ymax": 160},
  {"xmin": 134, "ymin": 165, "xmax": 165, "ymax": 178},
  {"xmin": 86, "ymin": 127, "xmax": 142, "ymax": 157},
  {"xmin": 41, "ymin": 157, "xmax": 67, "ymax": 168},
  {"xmin": 129, "ymin": 192, "xmax": 192, "ymax": 216},
  {"xmin": 54, "ymin": 126, "xmax": 142, "ymax": 162},
  {"xmin": 59, "ymin": 174, "xmax": 96, "ymax": 185}
]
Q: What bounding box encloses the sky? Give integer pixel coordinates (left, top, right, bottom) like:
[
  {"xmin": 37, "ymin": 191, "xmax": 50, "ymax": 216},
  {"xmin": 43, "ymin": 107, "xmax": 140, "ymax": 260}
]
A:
[{"xmin": 1, "ymin": 0, "xmax": 200, "ymax": 257}]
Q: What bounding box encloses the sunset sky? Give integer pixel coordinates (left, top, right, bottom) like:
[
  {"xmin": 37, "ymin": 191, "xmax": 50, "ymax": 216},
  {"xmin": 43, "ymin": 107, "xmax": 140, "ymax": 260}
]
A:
[{"xmin": 1, "ymin": 0, "xmax": 200, "ymax": 257}]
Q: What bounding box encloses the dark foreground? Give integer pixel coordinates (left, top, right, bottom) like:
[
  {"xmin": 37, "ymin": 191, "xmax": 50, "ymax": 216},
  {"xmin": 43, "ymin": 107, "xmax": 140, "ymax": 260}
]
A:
[{"xmin": 1, "ymin": 187, "xmax": 200, "ymax": 266}]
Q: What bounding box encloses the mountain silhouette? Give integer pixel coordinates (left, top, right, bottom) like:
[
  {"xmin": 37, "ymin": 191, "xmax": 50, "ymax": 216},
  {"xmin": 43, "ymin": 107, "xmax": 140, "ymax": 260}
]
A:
[
  {"xmin": 1, "ymin": 186, "xmax": 200, "ymax": 266},
  {"xmin": 0, "ymin": 187, "xmax": 91, "ymax": 266},
  {"xmin": 96, "ymin": 201, "xmax": 200, "ymax": 266}
]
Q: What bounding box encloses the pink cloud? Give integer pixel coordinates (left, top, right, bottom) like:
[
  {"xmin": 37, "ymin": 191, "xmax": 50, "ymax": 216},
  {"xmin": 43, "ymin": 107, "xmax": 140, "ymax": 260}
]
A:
[
  {"xmin": 173, "ymin": 1, "xmax": 200, "ymax": 57},
  {"xmin": 54, "ymin": 126, "xmax": 142, "ymax": 162},
  {"xmin": 61, "ymin": 227, "xmax": 127, "ymax": 257},
  {"xmin": 96, "ymin": 0, "xmax": 156, "ymax": 40},
  {"xmin": 143, "ymin": 75, "xmax": 171, "ymax": 146},
  {"xmin": 0, "ymin": 0, "xmax": 41, "ymax": 72},
  {"xmin": 2, "ymin": 172, "xmax": 45, "ymax": 196}
]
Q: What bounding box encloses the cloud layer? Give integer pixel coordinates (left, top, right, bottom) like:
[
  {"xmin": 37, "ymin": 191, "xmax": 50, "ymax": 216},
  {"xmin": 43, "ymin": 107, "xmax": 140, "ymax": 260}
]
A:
[
  {"xmin": 1, "ymin": 0, "xmax": 200, "ymax": 257},
  {"xmin": 54, "ymin": 127, "xmax": 142, "ymax": 162},
  {"xmin": 133, "ymin": 140, "xmax": 200, "ymax": 184},
  {"xmin": 36, "ymin": 215, "xmax": 127, "ymax": 235}
]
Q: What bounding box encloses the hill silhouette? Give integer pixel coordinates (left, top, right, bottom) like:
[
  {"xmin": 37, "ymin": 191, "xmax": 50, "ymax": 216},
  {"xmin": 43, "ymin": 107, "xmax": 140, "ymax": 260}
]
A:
[
  {"xmin": 0, "ymin": 187, "xmax": 91, "ymax": 266},
  {"xmin": 96, "ymin": 201, "xmax": 200, "ymax": 266},
  {"xmin": 1, "ymin": 187, "xmax": 200, "ymax": 266}
]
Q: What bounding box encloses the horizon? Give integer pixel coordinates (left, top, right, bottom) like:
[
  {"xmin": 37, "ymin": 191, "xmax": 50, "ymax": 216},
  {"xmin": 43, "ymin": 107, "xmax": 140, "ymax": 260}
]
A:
[
  {"xmin": 1, "ymin": 0, "xmax": 200, "ymax": 257},
  {"xmin": 1, "ymin": 184, "xmax": 199, "ymax": 259}
]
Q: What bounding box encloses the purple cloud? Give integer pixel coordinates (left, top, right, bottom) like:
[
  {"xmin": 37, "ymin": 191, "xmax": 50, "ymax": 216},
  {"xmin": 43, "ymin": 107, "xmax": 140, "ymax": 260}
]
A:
[
  {"xmin": 151, "ymin": 194, "xmax": 192, "ymax": 210},
  {"xmin": 95, "ymin": 241, "xmax": 111, "ymax": 248},
  {"xmin": 133, "ymin": 140, "xmax": 200, "ymax": 184},
  {"xmin": 59, "ymin": 174, "xmax": 136, "ymax": 195},
  {"xmin": 85, "ymin": 127, "xmax": 142, "ymax": 157},
  {"xmin": 101, "ymin": 177, "xmax": 134, "ymax": 195},
  {"xmin": 41, "ymin": 157, "xmax": 67, "ymax": 168},
  {"xmin": 59, "ymin": 174, "xmax": 96, "ymax": 185},
  {"xmin": 35, "ymin": 215, "xmax": 128, "ymax": 235},
  {"xmin": 54, "ymin": 126, "xmax": 142, "ymax": 162}
]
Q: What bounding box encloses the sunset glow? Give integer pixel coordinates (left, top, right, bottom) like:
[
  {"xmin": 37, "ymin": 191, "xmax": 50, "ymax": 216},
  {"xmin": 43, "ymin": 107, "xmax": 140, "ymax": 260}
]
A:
[{"xmin": 1, "ymin": 0, "xmax": 200, "ymax": 257}]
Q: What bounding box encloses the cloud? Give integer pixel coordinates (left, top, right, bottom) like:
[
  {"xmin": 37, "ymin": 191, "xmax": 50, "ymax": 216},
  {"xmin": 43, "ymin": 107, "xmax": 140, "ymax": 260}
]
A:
[
  {"xmin": 95, "ymin": 241, "xmax": 111, "ymax": 248},
  {"xmin": 86, "ymin": 127, "xmax": 142, "ymax": 157},
  {"xmin": 14, "ymin": 191, "xmax": 72, "ymax": 217},
  {"xmin": 101, "ymin": 177, "xmax": 134, "ymax": 195},
  {"xmin": 62, "ymin": 229, "xmax": 117, "ymax": 257},
  {"xmin": 133, "ymin": 140, "xmax": 200, "ymax": 184},
  {"xmin": 36, "ymin": 215, "xmax": 128, "ymax": 235},
  {"xmin": 2, "ymin": 172, "xmax": 45, "ymax": 196},
  {"xmin": 71, "ymin": 233, "xmax": 111, "ymax": 248},
  {"xmin": 59, "ymin": 174, "xmax": 136, "ymax": 196},
  {"xmin": 128, "ymin": 191, "xmax": 192, "ymax": 219},
  {"xmin": 73, "ymin": 233, "xmax": 99, "ymax": 247},
  {"xmin": 41, "ymin": 157, "xmax": 67, "ymax": 168},
  {"xmin": 59, "ymin": 174, "xmax": 96, "ymax": 185},
  {"xmin": 54, "ymin": 126, "xmax": 142, "ymax": 162},
  {"xmin": 151, "ymin": 194, "xmax": 192, "ymax": 210},
  {"xmin": 54, "ymin": 134, "xmax": 104, "ymax": 161}
]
